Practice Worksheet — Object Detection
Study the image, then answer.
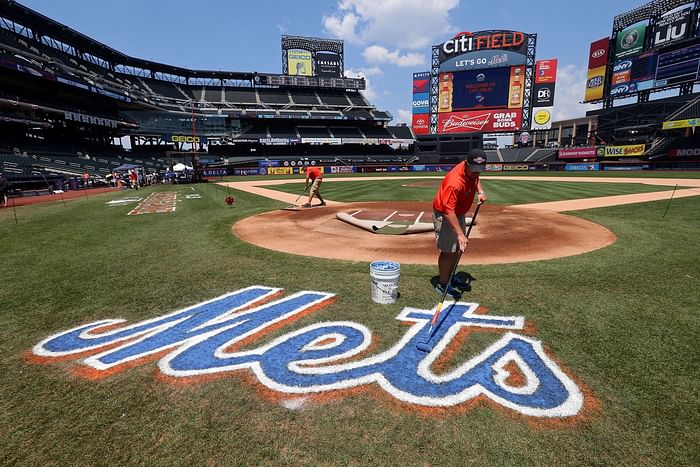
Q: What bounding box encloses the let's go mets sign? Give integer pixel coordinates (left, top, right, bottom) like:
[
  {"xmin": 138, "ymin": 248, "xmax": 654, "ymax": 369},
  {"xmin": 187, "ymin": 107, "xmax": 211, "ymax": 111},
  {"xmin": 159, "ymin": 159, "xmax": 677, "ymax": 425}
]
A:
[{"xmin": 31, "ymin": 286, "xmax": 587, "ymax": 418}]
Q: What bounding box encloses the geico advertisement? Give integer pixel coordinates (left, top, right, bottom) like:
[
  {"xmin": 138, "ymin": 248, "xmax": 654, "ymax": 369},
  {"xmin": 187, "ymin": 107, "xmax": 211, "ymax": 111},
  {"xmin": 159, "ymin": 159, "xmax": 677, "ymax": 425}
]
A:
[
  {"xmin": 438, "ymin": 109, "xmax": 521, "ymax": 134},
  {"xmin": 599, "ymin": 144, "xmax": 645, "ymax": 157},
  {"xmin": 163, "ymin": 134, "xmax": 206, "ymax": 144}
]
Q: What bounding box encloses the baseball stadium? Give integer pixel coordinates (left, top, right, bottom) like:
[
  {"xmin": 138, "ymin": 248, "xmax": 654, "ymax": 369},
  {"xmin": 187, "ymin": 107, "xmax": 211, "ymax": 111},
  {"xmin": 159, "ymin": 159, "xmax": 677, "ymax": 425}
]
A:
[{"xmin": 1, "ymin": 0, "xmax": 699, "ymax": 464}]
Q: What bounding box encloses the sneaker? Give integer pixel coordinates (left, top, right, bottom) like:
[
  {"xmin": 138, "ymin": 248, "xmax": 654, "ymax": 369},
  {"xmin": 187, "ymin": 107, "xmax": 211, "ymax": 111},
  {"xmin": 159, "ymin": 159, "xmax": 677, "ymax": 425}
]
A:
[
  {"xmin": 435, "ymin": 282, "xmax": 462, "ymax": 299},
  {"xmin": 451, "ymin": 273, "xmax": 475, "ymax": 292},
  {"xmin": 302, "ymin": 203, "xmax": 311, "ymax": 208}
]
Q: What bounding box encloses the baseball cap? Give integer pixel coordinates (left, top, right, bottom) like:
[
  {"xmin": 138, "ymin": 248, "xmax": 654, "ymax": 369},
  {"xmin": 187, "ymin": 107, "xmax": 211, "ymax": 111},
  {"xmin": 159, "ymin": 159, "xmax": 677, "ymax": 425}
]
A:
[{"xmin": 465, "ymin": 149, "xmax": 488, "ymax": 172}]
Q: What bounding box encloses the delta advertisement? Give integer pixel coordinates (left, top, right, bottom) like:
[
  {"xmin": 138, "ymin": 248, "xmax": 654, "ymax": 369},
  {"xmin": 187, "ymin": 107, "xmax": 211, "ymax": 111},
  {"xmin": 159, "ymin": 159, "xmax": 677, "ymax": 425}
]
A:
[
  {"xmin": 287, "ymin": 49, "xmax": 313, "ymax": 76},
  {"xmin": 615, "ymin": 23, "xmax": 646, "ymax": 59},
  {"xmin": 438, "ymin": 109, "xmax": 522, "ymax": 134}
]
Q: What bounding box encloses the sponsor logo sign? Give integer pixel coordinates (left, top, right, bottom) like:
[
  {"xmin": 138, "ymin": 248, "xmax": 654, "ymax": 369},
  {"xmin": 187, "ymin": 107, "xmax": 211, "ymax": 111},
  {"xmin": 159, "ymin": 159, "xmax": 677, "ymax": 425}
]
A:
[
  {"xmin": 559, "ymin": 147, "xmax": 597, "ymax": 159},
  {"xmin": 662, "ymin": 118, "xmax": 700, "ymax": 130},
  {"xmin": 412, "ymin": 92, "xmax": 430, "ymax": 114},
  {"xmin": 412, "ymin": 114, "xmax": 430, "ymax": 135},
  {"xmin": 615, "ymin": 23, "xmax": 646, "ymax": 59},
  {"xmin": 439, "ymin": 30, "xmax": 528, "ymax": 62},
  {"xmin": 316, "ymin": 52, "xmax": 342, "ymax": 78},
  {"xmin": 164, "ymin": 134, "xmax": 207, "ymax": 144},
  {"xmin": 654, "ymin": 7, "xmax": 691, "ymax": 47},
  {"xmin": 438, "ymin": 50, "xmax": 527, "ymax": 73},
  {"xmin": 600, "ymin": 144, "xmax": 645, "ymax": 157},
  {"xmin": 531, "ymin": 108, "xmax": 553, "ymax": 130},
  {"xmin": 588, "ymin": 38, "xmax": 610, "ymax": 69},
  {"xmin": 31, "ymin": 286, "xmax": 587, "ymax": 417},
  {"xmin": 533, "ymin": 83, "xmax": 555, "ymax": 107},
  {"xmin": 669, "ymin": 147, "xmax": 700, "ymax": 157},
  {"xmin": 535, "ymin": 59, "xmax": 557, "ymax": 84},
  {"xmin": 287, "ymin": 49, "xmax": 313, "ymax": 76},
  {"xmin": 502, "ymin": 164, "xmax": 530, "ymax": 171},
  {"xmin": 438, "ymin": 109, "xmax": 522, "ymax": 134},
  {"xmin": 584, "ymin": 66, "xmax": 606, "ymax": 102},
  {"xmin": 565, "ymin": 163, "xmax": 600, "ymax": 171}
]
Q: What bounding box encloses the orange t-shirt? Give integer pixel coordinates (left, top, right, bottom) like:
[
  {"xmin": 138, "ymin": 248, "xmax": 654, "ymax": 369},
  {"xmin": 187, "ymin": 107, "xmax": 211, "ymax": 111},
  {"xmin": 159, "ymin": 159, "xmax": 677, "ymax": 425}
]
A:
[
  {"xmin": 432, "ymin": 161, "xmax": 478, "ymax": 215},
  {"xmin": 306, "ymin": 166, "xmax": 322, "ymax": 180}
]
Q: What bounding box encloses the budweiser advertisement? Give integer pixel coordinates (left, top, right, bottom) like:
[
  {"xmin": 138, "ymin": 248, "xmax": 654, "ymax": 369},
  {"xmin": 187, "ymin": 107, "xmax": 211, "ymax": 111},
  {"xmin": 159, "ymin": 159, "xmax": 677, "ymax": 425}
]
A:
[
  {"xmin": 412, "ymin": 114, "xmax": 430, "ymax": 135},
  {"xmin": 438, "ymin": 109, "xmax": 522, "ymax": 134}
]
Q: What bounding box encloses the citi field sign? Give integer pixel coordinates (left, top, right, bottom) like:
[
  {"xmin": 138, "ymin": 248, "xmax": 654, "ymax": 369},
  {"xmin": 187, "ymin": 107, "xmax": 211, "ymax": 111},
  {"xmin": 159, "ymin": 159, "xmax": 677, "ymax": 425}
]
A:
[
  {"xmin": 439, "ymin": 30, "xmax": 528, "ymax": 63},
  {"xmin": 30, "ymin": 286, "xmax": 589, "ymax": 419}
]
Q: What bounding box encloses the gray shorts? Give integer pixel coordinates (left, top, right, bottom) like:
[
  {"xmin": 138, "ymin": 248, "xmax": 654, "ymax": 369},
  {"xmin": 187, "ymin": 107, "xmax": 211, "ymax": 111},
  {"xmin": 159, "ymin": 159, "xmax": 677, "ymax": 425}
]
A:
[
  {"xmin": 310, "ymin": 178, "xmax": 322, "ymax": 194},
  {"xmin": 433, "ymin": 210, "xmax": 466, "ymax": 253}
]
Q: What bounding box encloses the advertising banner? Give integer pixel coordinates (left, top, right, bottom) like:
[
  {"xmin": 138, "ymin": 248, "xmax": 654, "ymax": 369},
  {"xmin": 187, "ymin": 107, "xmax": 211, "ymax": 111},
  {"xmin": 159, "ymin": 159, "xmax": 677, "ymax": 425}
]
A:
[
  {"xmin": 316, "ymin": 52, "xmax": 342, "ymax": 78},
  {"xmin": 412, "ymin": 114, "xmax": 430, "ymax": 135},
  {"xmin": 412, "ymin": 92, "xmax": 430, "ymax": 114},
  {"xmin": 588, "ymin": 38, "xmax": 610, "ymax": 69},
  {"xmin": 533, "ymin": 83, "xmax": 555, "ymax": 107},
  {"xmin": 565, "ymin": 163, "xmax": 600, "ymax": 171},
  {"xmin": 654, "ymin": 7, "xmax": 692, "ymax": 47},
  {"xmin": 535, "ymin": 59, "xmax": 557, "ymax": 83},
  {"xmin": 448, "ymin": 67, "xmax": 511, "ymax": 111},
  {"xmin": 267, "ymin": 167, "xmax": 294, "ymax": 175},
  {"xmin": 662, "ymin": 118, "xmax": 700, "ymax": 130},
  {"xmin": 287, "ymin": 49, "xmax": 313, "ymax": 76},
  {"xmin": 655, "ymin": 43, "xmax": 700, "ymax": 87},
  {"xmin": 559, "ymin": 147, "xmax": 598, "ymax": 159},
  {"xmin": 501, "ymin": 164, "xmax": 531, "ymax": 171},
  {"xmin": 531, "ymin": 107, "xmax": 553, "ymax": 130},
  {"xmin": 610, "ymin": 51, "xmax": 657, "ymax": 96},
  {"xmin": 599, "ymin": 144, "xmax": 645, "ymax": 157},
  {"xmin": 508, "ymin": 66, "xmax": 525, "ymax": 108},
  {"xmin": 584, "ymin": 66, "xmax": 606, "ymax": 102},
  {"xmin": 438, "ymin": 109, "xmax": 522, "ymax": 134},
  {"xmin": 669, "ymin": 147, "xmax": 700, "ymax": 157},
  {"xmin": 438, "ymin": 30, "xmax": 528, "ymax": 64},
  {"xmin": 413, "ymin": 71, "xmax": 430, "ymax": 93},
  {"xmin": 615, "ymin": 23, "xmax": 646, "ymax": 59},
  {"xmin": 438, "ymin": 50, "xmax": 526, "ymax": 73}
]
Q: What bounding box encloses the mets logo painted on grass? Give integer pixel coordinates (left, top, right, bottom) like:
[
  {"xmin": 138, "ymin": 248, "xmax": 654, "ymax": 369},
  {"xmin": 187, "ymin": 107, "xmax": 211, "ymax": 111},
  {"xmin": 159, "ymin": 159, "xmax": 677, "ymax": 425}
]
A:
[{"xmin": 31, "ymin": 286, "xmax": 585, "ymax": 418}]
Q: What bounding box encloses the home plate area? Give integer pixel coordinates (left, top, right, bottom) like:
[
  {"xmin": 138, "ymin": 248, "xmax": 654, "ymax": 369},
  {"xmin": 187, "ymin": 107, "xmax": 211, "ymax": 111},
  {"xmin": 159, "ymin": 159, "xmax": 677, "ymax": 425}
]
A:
[{"xmin": 233, "ymin": 201, "xmax": 617, "ymax": 265}]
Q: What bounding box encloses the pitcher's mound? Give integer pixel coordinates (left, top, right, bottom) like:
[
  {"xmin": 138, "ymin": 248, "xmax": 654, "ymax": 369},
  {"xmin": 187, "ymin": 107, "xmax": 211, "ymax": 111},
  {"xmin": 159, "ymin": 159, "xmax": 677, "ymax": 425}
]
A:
[{"xmin": 233, "ymin": 201, "xmax": 616, "ymax": 265}]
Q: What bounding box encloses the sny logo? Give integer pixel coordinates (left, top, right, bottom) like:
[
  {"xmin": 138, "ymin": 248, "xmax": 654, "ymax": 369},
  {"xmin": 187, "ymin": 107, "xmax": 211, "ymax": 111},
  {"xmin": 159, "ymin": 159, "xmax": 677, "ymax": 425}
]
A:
[{"xmin": 31, "ymin": 286, "xmax": 586, "ymax": 418}]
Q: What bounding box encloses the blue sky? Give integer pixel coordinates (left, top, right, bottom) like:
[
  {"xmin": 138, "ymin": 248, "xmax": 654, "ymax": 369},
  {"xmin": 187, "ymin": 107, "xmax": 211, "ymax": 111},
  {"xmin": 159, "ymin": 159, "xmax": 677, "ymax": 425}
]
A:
[{"xmin": 19, "ymin": 0, "xmax": 644, "ymax": 124}]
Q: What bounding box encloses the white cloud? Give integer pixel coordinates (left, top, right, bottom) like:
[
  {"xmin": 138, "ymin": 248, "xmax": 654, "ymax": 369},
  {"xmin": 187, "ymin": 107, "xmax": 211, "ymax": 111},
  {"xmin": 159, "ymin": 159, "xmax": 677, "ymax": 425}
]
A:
[
  {"xmin": 323, "ymin": 12, "xmax": 360, "ymax": 42},
  {"xmin": 552, "ymin": 64, "xmax": 601, "ymax": 122},
  {"xmin": 323, "ymin": 0, "xmax": 459, "ymax": 50},
  {"xmin": 396, "ymin": 109, "xmax": 412, "ymax": 125},
  {"xmin": 362, "ymin": 45, "xmax": 426, "ymax": 67}
]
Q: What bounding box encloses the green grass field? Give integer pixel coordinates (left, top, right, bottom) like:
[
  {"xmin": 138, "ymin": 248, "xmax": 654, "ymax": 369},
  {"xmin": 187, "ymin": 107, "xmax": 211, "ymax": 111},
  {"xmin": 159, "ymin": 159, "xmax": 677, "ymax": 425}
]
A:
[{"xmin": 1, "ymin": 174, "xmax": 698, "ymax": 465}]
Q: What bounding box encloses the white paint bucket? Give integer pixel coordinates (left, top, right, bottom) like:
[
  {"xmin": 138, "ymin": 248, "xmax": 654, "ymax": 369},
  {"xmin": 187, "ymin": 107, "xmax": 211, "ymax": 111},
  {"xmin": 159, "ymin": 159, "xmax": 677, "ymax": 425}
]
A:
[{"xmin": 369, "ymin": 260, "xmax": 400, "ymax": 304}]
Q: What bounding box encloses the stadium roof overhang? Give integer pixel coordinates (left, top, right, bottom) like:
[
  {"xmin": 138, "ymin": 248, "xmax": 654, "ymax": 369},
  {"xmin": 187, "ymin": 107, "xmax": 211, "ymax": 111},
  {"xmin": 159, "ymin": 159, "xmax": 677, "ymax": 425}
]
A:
[{"xmin": 0, "ymin": 1, "xmax": 255, "ymax": 81}]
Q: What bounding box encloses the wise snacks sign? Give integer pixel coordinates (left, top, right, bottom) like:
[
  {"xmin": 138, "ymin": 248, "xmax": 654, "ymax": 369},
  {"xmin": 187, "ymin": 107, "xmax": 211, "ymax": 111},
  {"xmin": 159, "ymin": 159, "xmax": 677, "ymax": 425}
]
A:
[
  {"xmin": 30, "ymin": 286, "xmax": 587, "ymax": 418},
  {"xmin": 438, "ymin": 109, "xmax": 522, "ymax": 134}
]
